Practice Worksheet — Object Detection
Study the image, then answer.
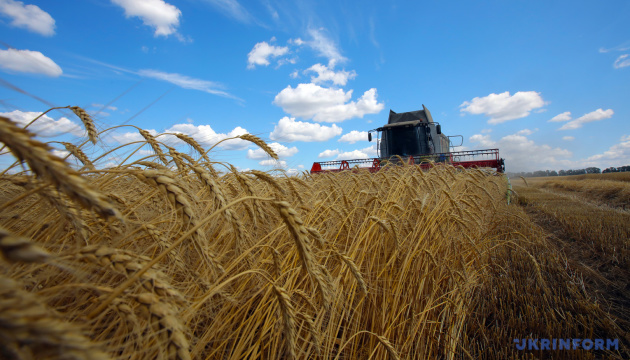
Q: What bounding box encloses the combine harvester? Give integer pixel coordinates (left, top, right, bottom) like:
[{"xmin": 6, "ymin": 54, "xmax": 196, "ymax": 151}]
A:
[{"xmin": 311, "ymin": 105, "xmax": 505, "ymax": 174}]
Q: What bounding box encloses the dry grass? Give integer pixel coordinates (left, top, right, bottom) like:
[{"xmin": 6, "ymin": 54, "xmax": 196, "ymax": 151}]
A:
[{"xmin": 0, "ymin": 116, "xmax": 627, "ymax": 359}]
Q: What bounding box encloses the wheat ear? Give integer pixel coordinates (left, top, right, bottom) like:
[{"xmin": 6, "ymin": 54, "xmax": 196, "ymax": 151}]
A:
[
  {"xmin": 174, "ymin": 133, "xmax": 211, "ymax": 162},
  {"xmin": 0, "ymin": 227, "xmax": 49, "ymax": 263},
  {"xmin": 271, "ymin": 285, "xmax": 297, "ymax": 360},
  {"xmin": 0, "ymin": 116, "xmax": 121, "ymax": 219},
  {"xmin": 70, "ymin": 106, "xmax": 98, "ymax": 144},
  {"xmin": 62, "ymin": 142, "xmax": 95, "ymax": 170},
  {"xmin": 139, "ymin": 129, "xmax": 168, "ymax": 165},
  {"xmin": 134, "ymin": 292, "xmax": 191, "ymax": 360},
  {"xmin": 274, "ymin": 201, "xmax": 331, "ymax": 306},
  {"xmin": 238, "ymin": 134, "xmax": 278, "ymax": 159},
  {"xmin": 0, "ymin": 275, "xmax": 111, "ymax": 360}
]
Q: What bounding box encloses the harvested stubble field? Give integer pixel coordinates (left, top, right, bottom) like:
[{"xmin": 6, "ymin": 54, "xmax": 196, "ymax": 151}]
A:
[{"xmin": 0, "ymin": 112, "xmax": 628, "ymax": 359}]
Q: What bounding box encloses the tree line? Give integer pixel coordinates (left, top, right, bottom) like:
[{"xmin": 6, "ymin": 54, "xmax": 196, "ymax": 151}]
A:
[{"xmin": 507, "ymin": 165, "xmax": 630, "ymax": 178}]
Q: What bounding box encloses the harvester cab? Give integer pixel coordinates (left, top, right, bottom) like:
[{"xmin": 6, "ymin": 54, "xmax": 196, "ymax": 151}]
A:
[
  {"xmin": 311, "ymin": 105, "xmax": 505, "ymax": 174},
  {"xmin": 369, "ymin": 105, "xmax": 450, "ymax": 159}
]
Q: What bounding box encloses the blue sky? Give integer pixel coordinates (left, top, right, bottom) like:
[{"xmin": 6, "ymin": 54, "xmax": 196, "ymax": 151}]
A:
[{"xmin": 0, "ymin": 0, "xmax": 629, "ymax": 173}]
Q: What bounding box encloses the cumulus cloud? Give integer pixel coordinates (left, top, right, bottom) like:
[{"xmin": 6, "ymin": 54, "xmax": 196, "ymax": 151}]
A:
[
  {"xmin": 247, "ymin": 142, "xmax": 298, "ymax": 159},
  {"xmin": 304, "ymin": 63, "xmax": 356, "ymax": 86},
  {"xmin": 338, "ymin": 130, "xmax": 368, "ymax": 144},
  {"xmin": 111, "ymin": 0, "xmax": 181, "ymax": 37},
  {"xmin": 515, "ymin": 129, "xmax": 535, "ymax": 136},
  {"xmin": 0, "ymin": 48, "xmax": 62, "ymax": 76},
  {"xmin": 165, "ymin": 123, "xmax": 250, "ymax": 150},
  {"xmin": 548, "ymin": 111, "xmax": 572, "ymax": 122},
  {"xmin": 111, "ymin": 123, "xmax": 251, "ymax": 150},
  {"xmin": 469, "ymin": 131, "xmax": 572, "ymax": 172},
  {"xmin": 586, "ymin": 135, "xmax": 630, "ymax": 167},
  {"xmin": 558, "ymin": 108, "xmax": 613, "ymax": 130},
  {"xmin": 459, "ymin": 91, "xmax": 546, "ymax": 124},
  {"xmin": 469, "ymin": 134, "xmax": 495, "ymax": 148},
  {"xmin": 259, "ymin": 159, "xmax": 287, "ymax": 168},
  {"xmin": 0, "ymin": 110, "xmax": 84, "ymax": 137},
  {"xmin": 336, "ymin": 145, "xmax": 377, "ymax": 160},
  {"xmin": 562, "ymin": 136, "xmax": 575, "ymax": 141},
  {"xmin": 269, "ymin": 116, "xmax": 342, "ymax": 142},
  {"xmin": 318, "ymin": 149, "xmax": 340, "ymax": 158},
  {"xmin": 110, "ymin": 128, "xmax": 158, "ymax": 143},
  {"xmin": 0, "ymin": 0, "xmax": 55, "ymax": 36},
  {"xmin": 613, "ymin": 54, "xmax": 630, "ymax": 69},
  {"xmin": 274, "ymin": 84, "xmax": 384, "ymax": 123},
  {"xmin": 247, "ymin": 41, "xmax": 289, "ymax": 69}
]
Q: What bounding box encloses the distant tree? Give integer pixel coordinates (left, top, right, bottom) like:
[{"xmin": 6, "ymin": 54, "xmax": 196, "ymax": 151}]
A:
[
  {"xmin": 559, "ymin": 170, "xmax": 566, "ymax": 176},
  {"xmin": 585, "ymin": 167, "xmax": 601, "ymax": 174},
  {"xmin": 549, "ymin": 170, "xmax": 558, "ymax": 176}
]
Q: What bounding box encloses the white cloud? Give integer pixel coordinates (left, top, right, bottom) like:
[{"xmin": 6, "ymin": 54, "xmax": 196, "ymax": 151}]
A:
[
  {"xmin": 549, "ymin": 111, "xmax": 572, "ymax": 122},
  {"xmin": 0, "ymin": 0, "xmax": 55, "ymax": 36},
  {"xmin": 613, "ymin": 54, "xmax": 630, "ymax": 69},
  {"xmin": 599, "ymin": 41, "xmax": 630, "ymax": 53},
  {"xmin": 111, "ymin": 0, "xmax": 181, "ymax": 37},
  {"xmin": 247, "ymin": 41, "xmax": 289, "ymax": 69},
  {"xmin": 0, "ymin": 48, "xmax": 61, "ymax": 76},
  {"xmin": 111, "ymin": 123, "xmax": 251, "ymax": 150},
  {"xmin": 515, "ymin": 129, "xmax": 534, "ymax": 136},
  {"xmin": 259, "ymin": 159, "xmax": 287, "ymax": 168},
  {"xmin": 110, "ymin": 128, "xmax": 158, "ymax": 143},
  {"xmin": 202, "ymin": 0, "xmax": 253, "ymax": 24},
  {"xmin": 0, "ymin": 110, "xmax": 84, "ymax": 137},
  {"xmin": 289, "ymin": 38, "xmax": 304, "ymax": 46},
  {"xmin": 289, "ymin": 70, "xmax": 299, "ymax": 79},
  {"xmin": 469, "ymin": 134, "xmax": 495, "ymax": 148},
  {"xmin": 304, "ymin": 63, "xmax": 356, "ymax": 86},
  {"xmin": 247, "ymin": 142, "xmax": 298, "ymax": 159},
  {"xmin": 480, "ymin": 129, "xmax": 492, "ymax": 134},
  {"xmin": 336, "ymin": 145, "xmax": 377, "ymax": 160},
  {"xmin": 274, "ymin": 83, "xmax": 384, "ymax": 123},
  {"xmin": 338, "ymin": 130, "xmax": 368, "ymax": 144},
  {"xmin": 269, "ymin": 116, "xmax": 342, "ymax": 142},
  {"xmin": 137, "ymin": 69, "xmax": 238, "ymax": 99},
  {"xmin": 585, "ymin": 135, "xmax": 630, "ymax": 167},
  {"xmin": 558, "ymin": 108, "xmax": 613, "ymax": 130},
  {"xmin": 165, "ymin": 123, "xmax": 250, "ymax": 150},
  {"xmin": 562, "ymin": 136, "xmax": 575, "ymax": 141},
  {"xmin": 51, "ymin": 149, "xmax": 70, "ymax": 160},
  {"xmin": 459, "ymin": 91, "xmax": 546, "ymax": 124},
  {"xmin": 470, "ymin": 131, "xmax": 572, "ymax": 172},
  {"xmin": 306, "ymin": 28, "xmax": 346, "ymax": 65},
  {"xmin": 318, "ymin": 149, "xmax": 340, "ymax": 158}
]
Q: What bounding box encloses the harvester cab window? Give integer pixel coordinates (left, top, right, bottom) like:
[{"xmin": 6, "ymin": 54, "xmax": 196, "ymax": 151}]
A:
[{"xmin": 383, "ymin": 125, "xmax": 422, "ymax": 158}]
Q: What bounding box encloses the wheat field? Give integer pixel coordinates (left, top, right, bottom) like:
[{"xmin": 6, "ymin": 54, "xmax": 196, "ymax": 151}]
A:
[{"xmin": 0, "ymin": 112, "xmax": 626, "ymax": 359}]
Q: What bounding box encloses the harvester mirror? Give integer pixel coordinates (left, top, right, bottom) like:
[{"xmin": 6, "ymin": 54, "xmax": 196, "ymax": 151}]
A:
[
  {"xmin": 436, "ymin": 124, "xmax": 441, "ymax": 134},
  {"xmin": 368, "ymin": 132, "xmax": 372, "ymax": 142}
]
